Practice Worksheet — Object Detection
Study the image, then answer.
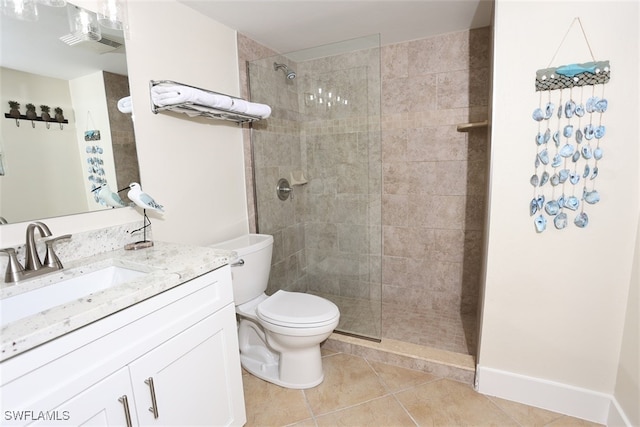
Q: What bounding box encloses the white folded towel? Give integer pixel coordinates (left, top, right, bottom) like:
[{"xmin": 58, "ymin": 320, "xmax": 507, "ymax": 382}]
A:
[
  {"xmin": 151, "ymin": 83, "xmax": 271, "ymax": 119},
  {"xmin": 228, "ymin": 98, "xmax": 271, "ymax": 119},
  {"xmin": 228, "ymin": 99, "xmax": 249, "ymax": 113},
  {"xmin": 117, "ymin": 96, "xmax": 132, "ymax": 113},
  {"xmin": 151, "ymin": 84, "xmax": 233, "ymax": 110},
  {"xmin": 244, "ymin": 102, "xmax": 271, "ymax": 119}
]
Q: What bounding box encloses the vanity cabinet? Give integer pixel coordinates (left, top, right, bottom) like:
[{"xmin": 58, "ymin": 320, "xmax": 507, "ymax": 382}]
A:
[
  {"xmin": 0, "ymin": 265, "xmax": 246, "ymax": 426},
  {"xmin": 33, "ymin": 367, "xmax": 135, "ymax": 426}
]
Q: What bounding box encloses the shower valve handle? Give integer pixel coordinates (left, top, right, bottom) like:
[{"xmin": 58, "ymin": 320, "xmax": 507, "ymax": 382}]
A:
[{"xmin": 276, "ymin": 178, "xmax": 293, "ymax": 201}]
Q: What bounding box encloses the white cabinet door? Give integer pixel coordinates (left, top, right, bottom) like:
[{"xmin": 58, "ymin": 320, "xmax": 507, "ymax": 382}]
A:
[
  {"xmin": 128, "ymin": 303, "xmax": 246, "ymax": 427},
  {"xmin": 30, "ymin": 368, "xmax": 136, "ymax": 427}
]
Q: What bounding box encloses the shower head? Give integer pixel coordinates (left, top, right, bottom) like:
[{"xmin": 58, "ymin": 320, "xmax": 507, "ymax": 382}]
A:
[{"xmin": 274, "ymin": 62, "xmax": 296, "ymax": 80}]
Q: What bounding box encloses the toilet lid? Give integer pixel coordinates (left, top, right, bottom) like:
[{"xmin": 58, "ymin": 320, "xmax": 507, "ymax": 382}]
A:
[{"xmin": 257, "ymin": 290, "xmax": 340, "ymax": 327}]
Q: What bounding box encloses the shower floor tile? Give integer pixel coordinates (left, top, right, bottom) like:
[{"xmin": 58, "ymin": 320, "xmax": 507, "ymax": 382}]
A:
[
  {"xmin": 312, "ymin": 292, "xmax": 477, "ymax": 355},
  {"xmin": 383, "ymin": 303, "xmax": 477, "ymax": 355}
]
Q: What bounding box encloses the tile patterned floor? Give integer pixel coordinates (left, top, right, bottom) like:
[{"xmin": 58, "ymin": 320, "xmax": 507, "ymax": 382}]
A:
[
  {"xmin": 316, "ymin": 293, "xmax": 478, "ymax": 356},
  {"xmin": 242, "ymin": 350, "xmax": 603, "ymax": 427}
]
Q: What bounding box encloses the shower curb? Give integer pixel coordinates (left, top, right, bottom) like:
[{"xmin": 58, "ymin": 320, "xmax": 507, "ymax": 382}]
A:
[{"xmin": 322, "ymin": 334, "xmax": 476, "ymax": 385}]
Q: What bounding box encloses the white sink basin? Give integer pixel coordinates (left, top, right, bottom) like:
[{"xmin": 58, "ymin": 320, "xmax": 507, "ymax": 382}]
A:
[{"xmin": 1, "ymin": 266, "xmax": 148, "ymax": 326}]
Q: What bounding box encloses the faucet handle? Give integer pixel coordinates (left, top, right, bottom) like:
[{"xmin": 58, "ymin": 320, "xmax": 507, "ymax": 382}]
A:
[
  {"xmin": 0, "ymin": 248, "xmax": 26, "ymax": 283},
  {"xmin": 43, "ymin": 234, "xmax": 72, "ymax": 269}
]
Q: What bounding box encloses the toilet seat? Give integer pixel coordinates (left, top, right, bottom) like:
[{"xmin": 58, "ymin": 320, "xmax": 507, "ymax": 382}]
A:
[{"xmin": 257, "ymin": 290, "xmax": 339, "ymax": 328}]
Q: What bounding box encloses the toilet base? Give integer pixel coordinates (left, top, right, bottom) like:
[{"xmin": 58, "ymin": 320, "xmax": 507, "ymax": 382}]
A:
[
  {"xmin": 238, "ymin": 318, "xmax": 325, "ymax": 389},
  {"xmin": 240, "ymin": 354, "xmax": 325, "ymax": 389}
]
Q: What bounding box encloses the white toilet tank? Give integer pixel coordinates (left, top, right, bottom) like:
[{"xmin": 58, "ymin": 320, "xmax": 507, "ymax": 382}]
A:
[{"xmin": 211, "ymin": 234, "xmax": 273, "ymax": 305}]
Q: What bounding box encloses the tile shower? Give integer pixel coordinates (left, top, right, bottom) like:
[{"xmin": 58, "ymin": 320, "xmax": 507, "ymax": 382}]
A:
[{"xmin": 238, "ymin": 27, "xmax": 490, "ymax": 356}]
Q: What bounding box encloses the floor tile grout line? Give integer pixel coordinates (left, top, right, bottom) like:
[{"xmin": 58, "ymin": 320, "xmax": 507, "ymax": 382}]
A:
[
  {"xmin": 483, "ymin": 393, "xmax": 526, "ymax": 427},
  {"xmin": 389, "ymin": 390, "xmax": 420, "ymax": 427},
  {"xmin": 306, "ymin": 356, "xmax": 440, "ymax": 424},
  {"xmin": 300, "ymin": 386, "xmax": 319, "ymax": 426},
  {"xmin": 306, "ymin": 393, "xmax": 399, "ymax": 420},
  {"xmin": 364, "ymin": 357, "xmax": 443, "ymax": 394},
  {"xmin": 485, "ymin": 394, "xmax": 568, "ymax": 427}
]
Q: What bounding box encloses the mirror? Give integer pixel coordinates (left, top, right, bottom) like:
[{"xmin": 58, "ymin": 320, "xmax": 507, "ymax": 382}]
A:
[{"xmin": 0, "ymin": 1, "xmax": 140, "ymax": 225}]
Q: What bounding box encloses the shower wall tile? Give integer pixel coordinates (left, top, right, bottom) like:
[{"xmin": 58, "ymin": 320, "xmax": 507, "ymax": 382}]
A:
[
  {"xmin": 239, "ymin": 27, "xmax": 490, "ymax": 354},
  {"xmin": 383, "ymin": 226, "xmax": 434, "ymax": 259},
  {"xmin": 407, "ymin": 30, "xmax": 471, "ymax": 75},
  {"xmin": 469, "ymin": 27, "xmax": 492, "ymax": 69},
  {"xmin": 237, "ymin": 34, "xmax": 281, "ymax": 235},
  {"xmin": 381, "ymin": 27, "xmax": 490, "ymax": 355},
  {"xmin": 437, "ymin": 67, "xmax": 491, "ymax": 109},
  {"xmin": 381, "ymin": 42, "xmax": 408, "ymax": 79},
  {"xmin": 407, "ymin": 126, "xmax": 467, "ymax": 162},
  {"xmin": 434, "ymin": 161, "xmax": 468, "ymax": 196},
  {"xmin": 382, "ymin": 75, "xmax": 437, "ymax": 115},
  {"xmin": 381, "ymin": 129, "xmax": 408, "ymax": 162},
  {"xmin": 407, "ymin": 194, "xmax": 466, "ymax": 229},
  {"xmin": 382, "ymin": 256, "xmax": 408, "ymax": 285},
  {"xmin": 433, "ymin": 229, "xmax": 466, "ymax": 263},
  {"xmin": 381, "ymin": 194, "xmax": 408, "ymax": 227}
]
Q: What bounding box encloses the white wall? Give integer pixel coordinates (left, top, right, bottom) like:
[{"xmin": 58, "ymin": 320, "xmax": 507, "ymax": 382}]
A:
[
  {"xmin": 478, "ymin": 0, "xmax": 639, "ymax": 423},
  {"xmin": 0, "ymin": 67, "xmax": 88, "ymax": 223},
  {"xmin": 612, "ymin": 216, "xmax": 639, "ymax": 426},
  {"xmin": 124, "ymin": 1, "xmax": 249, "ymax": 245}
]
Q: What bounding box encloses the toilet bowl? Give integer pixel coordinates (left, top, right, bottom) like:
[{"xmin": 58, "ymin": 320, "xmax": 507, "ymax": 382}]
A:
[{"xmin": 212, "ymin": 234, "xmax": 339, "ymax": 389}]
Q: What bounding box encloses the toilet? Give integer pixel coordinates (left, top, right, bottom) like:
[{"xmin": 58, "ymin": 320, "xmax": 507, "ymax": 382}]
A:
[{"xmin": 212, "ymin": 234, "xmax": 340, "ymax": 389}]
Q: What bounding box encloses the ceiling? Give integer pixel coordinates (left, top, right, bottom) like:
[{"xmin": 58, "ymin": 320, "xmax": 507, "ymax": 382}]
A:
[
  {"xmin": 1, "ymin": 3, "xmax": 126, "ymax": 80},
  {"xmin": 1, "ymin": 1, "xmax": 493, "ymax": 80},
  {"xmin": 179, "ymin": 0, "xmax": 494, "ymax": 56}
]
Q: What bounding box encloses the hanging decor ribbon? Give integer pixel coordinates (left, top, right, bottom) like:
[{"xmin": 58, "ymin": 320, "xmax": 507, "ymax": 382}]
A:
[{"xmin": 529, "ymin": 17, "xmax": 610, "ymax": 233}]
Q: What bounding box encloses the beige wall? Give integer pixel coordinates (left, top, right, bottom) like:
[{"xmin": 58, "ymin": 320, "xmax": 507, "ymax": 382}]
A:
[{"xmin": 480, "ymin": 0, "xmax": 638, "ymax": 398}]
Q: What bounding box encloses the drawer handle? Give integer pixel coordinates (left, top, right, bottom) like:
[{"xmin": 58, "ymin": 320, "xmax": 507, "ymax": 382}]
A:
[
  {"xmin": 145, "ymin": 377, "xmax": 160, "ymax": 419},
  {"xmin": 118, "ymin": 395, "xmax": 133, "ymax": 427}
]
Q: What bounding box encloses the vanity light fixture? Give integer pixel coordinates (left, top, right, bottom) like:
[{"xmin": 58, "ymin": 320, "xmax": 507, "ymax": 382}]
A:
[
  {"xmin": 1, "ymin": 0, "xmax": 38, "ymax": 21},
  {"xmin": 97, "ymin": 0, "xmax": 126, "ymax": 30},
  {"xmin": 67, "ymin": 4, "xmax": 101, "ymax": 42}
]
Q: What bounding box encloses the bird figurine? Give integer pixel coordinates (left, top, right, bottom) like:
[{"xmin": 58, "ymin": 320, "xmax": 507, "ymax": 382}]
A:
[
  {"xmin": 127, "ymin": 182, "xmax": 164, "ymax": 212},
  {"xmin": 97, "ymin": 184, "xmax": 126, "ymax": 208}
]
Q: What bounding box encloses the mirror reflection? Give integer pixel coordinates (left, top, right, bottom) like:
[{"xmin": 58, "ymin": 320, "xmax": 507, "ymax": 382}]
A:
[{"xmin": 0, "ymin": 0, "xmax": 140, "ymax": 225}]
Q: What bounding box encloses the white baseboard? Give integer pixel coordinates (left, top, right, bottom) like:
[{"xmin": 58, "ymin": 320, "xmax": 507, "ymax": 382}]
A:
[
  {"xmin": 476, "ymin": 365, "xmax": 624, "ymax": 425},
  {"xmin": 607, "ymin": 396, "xmax": 633, "ymax": 427}
]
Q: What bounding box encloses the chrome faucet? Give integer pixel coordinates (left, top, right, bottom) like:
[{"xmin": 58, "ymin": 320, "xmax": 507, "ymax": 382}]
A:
[
  {"xmin": 25, "ymin": 221, "xmax": 52, "ymax": 271},
  {"xmin": 0, "ymin": 222, "xmax": 71, "ymax": 283}
]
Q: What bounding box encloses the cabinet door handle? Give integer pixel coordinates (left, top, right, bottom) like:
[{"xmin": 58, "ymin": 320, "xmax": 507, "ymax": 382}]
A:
[
  {"xmin": 144, "ymin": 377, "xmax": 160, "ymax": 419},
  {"xmin": 118, "ymin": 395, "xmax": 133, "ymax": 427}
]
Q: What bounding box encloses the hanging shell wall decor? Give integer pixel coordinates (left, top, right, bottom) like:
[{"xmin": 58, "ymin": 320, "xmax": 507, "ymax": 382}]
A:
[{"xmin": 530, "ymin": 60, "xmax": 610, "ymax": 233}]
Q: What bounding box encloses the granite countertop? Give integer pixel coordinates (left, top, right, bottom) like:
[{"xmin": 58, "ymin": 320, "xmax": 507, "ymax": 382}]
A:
[{"xmin": 0, "ymin": 241, "xmax": 231, "ymax": 362}]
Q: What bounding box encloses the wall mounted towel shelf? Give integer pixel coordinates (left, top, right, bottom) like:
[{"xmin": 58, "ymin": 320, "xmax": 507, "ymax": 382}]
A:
[{"xmin": 149, "ymin": 80, "xmax": 262, "ymax": 125}]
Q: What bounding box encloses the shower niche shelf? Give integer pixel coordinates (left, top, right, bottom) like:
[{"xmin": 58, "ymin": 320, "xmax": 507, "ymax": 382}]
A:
[
  {"xmin": 456, "ymin": 120, "xmax": 488, "ymax": 132},
  {"xmin": 149, "ymin": 80, "xmax": 264, "ymax": 125}
]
